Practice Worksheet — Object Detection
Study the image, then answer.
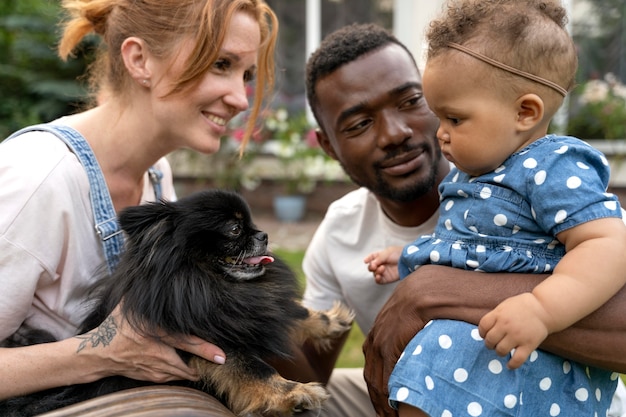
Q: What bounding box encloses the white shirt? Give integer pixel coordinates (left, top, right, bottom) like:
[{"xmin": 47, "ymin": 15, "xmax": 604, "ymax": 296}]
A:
[
  {"xmin": 0, "ymin": 129, "xmax": 175, "ymax": 340},
  {"xmin": 301, "ymin": 187, "xmax": 438, "ymax": 334}
]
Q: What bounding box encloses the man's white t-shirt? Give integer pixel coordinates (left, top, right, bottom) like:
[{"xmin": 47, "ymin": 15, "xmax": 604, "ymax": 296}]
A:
[
  {"xmin": 0, "ymin": 129, "xmax": 176, "ymax": 340},
  {"xmin": 301, "ymin": 187, "xmax": 438, "ymax": 334}
]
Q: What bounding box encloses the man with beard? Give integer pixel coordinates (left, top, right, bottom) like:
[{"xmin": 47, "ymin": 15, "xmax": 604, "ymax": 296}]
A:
[{"xmin": 283, "ymin": 23, "xmax": 626, "ymax": 417}]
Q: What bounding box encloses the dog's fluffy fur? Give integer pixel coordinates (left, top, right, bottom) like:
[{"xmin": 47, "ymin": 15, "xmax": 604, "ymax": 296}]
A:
[{"xmin": 0, "ymin": 189, "xmax": 353, "ymax": 416}]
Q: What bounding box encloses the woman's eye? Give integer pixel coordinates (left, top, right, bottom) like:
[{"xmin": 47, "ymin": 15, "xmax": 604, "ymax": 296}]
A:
[
  {"xmin": 244, "ymin": 69, "xmax": 256, "ymax": 83},
  {"xmin": 213, "ymin": 59, "xmax": 231, "ymax": 72}
]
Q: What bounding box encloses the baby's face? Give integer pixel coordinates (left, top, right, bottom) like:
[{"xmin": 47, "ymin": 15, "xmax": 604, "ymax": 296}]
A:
[{"xmin": 423, "ymin": 52, "xmax": 527, "ymax": 177}]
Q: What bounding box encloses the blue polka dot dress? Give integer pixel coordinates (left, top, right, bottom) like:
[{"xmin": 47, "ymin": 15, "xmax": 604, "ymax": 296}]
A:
[
  {"xmin": 390, "ymin": 135, "xmax": 622, "ymax": 415},
  {"xmin": 389, "ymin": 320, "xmax": 621, "ymax": 416}
]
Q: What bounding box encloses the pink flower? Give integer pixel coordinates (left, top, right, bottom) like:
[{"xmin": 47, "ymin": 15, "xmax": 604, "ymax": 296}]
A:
[
  {"xmin": 305, "ymin": 128, "xmax": 318, "ymax": 148},
  {"xmin": 231, "ymin": 128, "xmax": 246, "ymax": 142}
]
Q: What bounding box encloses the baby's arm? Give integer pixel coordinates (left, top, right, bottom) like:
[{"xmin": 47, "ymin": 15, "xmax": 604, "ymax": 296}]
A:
[
  {"xmin": 479, "ymin": 217, "xmax": 626, "ymax": 369},
  {"xmin": 364, "ymin": 246, "xmax": 403, "ymax": 284}
]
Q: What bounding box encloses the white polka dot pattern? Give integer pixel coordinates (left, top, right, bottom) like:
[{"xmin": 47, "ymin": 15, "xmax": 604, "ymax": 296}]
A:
[
  {"xmin": 398, "ymin": 135, "xmax": 621, "ymax": 278},
  {"xmin": 388, "ymin": 320, "xmax": 617, "ymax": 416},
  {"xmin": 392, "ymin": 136, "xmax": 621, "ymax": 415}
]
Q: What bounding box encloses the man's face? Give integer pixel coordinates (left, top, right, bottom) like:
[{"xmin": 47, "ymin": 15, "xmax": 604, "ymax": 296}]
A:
[{"xmin": 314, "ymin": 44, "xmax": 442, "ymax": 202}]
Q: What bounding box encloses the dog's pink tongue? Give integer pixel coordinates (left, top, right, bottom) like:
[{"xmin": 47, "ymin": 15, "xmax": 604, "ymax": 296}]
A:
[{"xmin": 243, "ymin": 255, "xmax": 275, "ymax": 265}]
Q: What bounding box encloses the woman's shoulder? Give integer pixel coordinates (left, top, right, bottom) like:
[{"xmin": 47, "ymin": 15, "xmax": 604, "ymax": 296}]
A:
[
  {"xmin": 2, "ymin": 128, "xmax": 80, "ymax": 165},
  {"xmin": 0, "ymin": 131, "xmax": 88, "ymax": 220},
  {"xmin": 141, "ymin": 156, "xmax": 177, "ymax": 202},
  {"xmin": 1, "ymin": 130, "xmax": 84, "ymax": 186}
]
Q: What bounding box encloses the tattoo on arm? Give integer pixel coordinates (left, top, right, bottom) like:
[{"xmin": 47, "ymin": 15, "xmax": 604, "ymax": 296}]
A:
[{"xmin": 76, "ymin": 316, "xmax": 118, "ymax": 353}]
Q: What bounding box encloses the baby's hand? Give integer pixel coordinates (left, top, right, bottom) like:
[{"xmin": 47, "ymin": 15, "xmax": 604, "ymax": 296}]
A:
[
  {"xmin": 364, "ymin": 246, "xmax": 403, "ymax": 284},
  {"xmin": 371, "ymin": 263, "xmax": 399, "ymax": 284},
  {"xmin": 478, "ymin": 293, "xmax": 550, "ymax": 369}
]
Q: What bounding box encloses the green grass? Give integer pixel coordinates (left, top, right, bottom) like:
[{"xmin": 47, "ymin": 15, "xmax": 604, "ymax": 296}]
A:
[{"xmin": 273, "ymin": 248, "xmax": 365, "ymax": 368}]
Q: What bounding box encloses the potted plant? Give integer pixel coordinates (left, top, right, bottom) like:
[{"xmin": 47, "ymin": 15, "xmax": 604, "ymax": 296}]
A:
[
  {"xmin": 236, "ymin": 107, "xmax": 344, "ymax": 222},
  {"xmin": 261, "ymin": 108, "xmax": 323, "ymax": 221}
]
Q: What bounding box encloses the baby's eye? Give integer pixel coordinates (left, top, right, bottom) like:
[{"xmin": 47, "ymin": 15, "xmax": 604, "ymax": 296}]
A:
[{"xmin": 448, "ymin": 117, "xmax": 461, "ymax": 125}]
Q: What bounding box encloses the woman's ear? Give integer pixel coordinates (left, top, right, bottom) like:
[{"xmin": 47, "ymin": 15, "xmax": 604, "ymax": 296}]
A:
[
  {"xmin": 316, "ymin": 129, "xmax": 339, "ymax": 161},
  {"xmin": 515, "ymin": 93, "xmax": 544, "ymax": 132},
  {"xmin": 121, "ymin": 37, "xmax": 152, "ymax": 86}
]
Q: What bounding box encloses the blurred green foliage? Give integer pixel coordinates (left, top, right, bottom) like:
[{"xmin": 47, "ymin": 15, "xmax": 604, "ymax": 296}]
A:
[
  {"xmin": 0, "ymin": 0, "xmax": 95, "ymax": 139},
  {"xmin": 567, "ymin": 75, "xmax": 626, "ymax": 140},
  {"xmin": 2, "ymin": 0, "xmax": 625, "ymax": 142}
]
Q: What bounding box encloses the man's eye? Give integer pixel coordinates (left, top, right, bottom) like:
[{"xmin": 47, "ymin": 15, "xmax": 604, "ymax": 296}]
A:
[
  {"xmin": 344, "ymin": 118, "xmax": 371, "ymax": 134},
  {"xmin": 401, "ymin": 94, "xmax": 424, "ymax": 109}
]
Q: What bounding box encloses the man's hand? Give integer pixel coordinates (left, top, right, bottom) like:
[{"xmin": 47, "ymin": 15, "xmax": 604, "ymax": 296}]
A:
[
  {"xmin": 363, "ymin": 276, "xmax": 428, "ymax": 417},
  {"xmin": 363, "ymin": 265, "xmax": 518, "ymax": 416},
  {"xmin": 364, "ymin": 263, "xmax": 626, "ymax": 417}
]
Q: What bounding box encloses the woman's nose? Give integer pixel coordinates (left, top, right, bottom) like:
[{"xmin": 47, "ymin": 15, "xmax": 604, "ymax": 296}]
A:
[{"xmin": 224, "ymin": 78, "xmax": 250, "ymax": 113}]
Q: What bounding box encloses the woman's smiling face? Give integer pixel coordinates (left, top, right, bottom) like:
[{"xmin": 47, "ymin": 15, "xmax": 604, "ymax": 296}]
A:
[{"xmin": 149, "ymin": 11, "xmax": 261, "ymax": 155}]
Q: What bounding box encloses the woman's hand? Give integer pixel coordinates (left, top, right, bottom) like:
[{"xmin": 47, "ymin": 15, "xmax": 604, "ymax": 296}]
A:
[{"xmin": 78, "ymin": 306, "xmax": 226, "ymax": 383}]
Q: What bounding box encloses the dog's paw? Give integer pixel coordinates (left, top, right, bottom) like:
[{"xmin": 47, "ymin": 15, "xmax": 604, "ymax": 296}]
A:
[
  {"xmin": 297, "ymin": 301, "xmax": 354, "ymax": 352},
  {"xmin": 286, "ymin": 382, "xmax": 329, "ymax": 413},
  {"xmin": 324, "ymin": 301, "xmax": 354, "ymax": 339},
  {"xmin": 229, "ymin": 378, "xmax": 328, "ymax": 416}
]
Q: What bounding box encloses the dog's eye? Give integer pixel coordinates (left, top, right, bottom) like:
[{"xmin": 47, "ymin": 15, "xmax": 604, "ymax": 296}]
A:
[{"xmin": 229, "ymin": 224, "xmax": 242, "ymax": 236}]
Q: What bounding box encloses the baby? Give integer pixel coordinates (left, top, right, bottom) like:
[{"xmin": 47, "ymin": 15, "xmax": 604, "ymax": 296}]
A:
[{"xmin": 366, "ymin": 0, "xmax": 626, "ymax": 415}]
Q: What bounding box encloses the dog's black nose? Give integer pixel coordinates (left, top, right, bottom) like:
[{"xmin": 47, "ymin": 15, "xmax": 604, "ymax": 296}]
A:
[{"xmin": 254, "ymin": 231, "xmax": 268, "ymax": 243}]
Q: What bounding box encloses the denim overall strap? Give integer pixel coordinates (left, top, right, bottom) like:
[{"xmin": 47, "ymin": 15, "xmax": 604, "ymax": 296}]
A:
[
  {"xmin": 6, "ymin": 124, "xmax": 123, "ymax": 273},
  {"xmin": 148, "ymin": 166, "xmax": 163, "ymax": 201}
]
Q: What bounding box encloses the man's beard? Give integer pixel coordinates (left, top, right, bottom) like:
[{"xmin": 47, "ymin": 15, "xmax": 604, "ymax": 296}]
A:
[
  {"xmin": 339, "ymin": 140, "xmax": 441, "ymax": 203},
  {"xmin": 340, "ymin": 158, "xmax": 440, "ymax": 203}
]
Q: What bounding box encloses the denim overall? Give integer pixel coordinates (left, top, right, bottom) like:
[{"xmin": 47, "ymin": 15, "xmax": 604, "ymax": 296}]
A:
[{"xmin": 6, "ymin": 123, "xmax": 162, "ymax": 273}]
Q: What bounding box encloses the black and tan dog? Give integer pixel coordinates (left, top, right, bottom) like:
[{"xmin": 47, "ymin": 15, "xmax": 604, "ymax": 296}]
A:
[{"xmin": 0, "ymin": 189, "xmax": 353, "ymax": 416}]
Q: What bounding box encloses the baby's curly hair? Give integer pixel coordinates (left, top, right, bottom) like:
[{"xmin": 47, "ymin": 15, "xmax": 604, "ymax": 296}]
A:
[
  {"xmin": 427, "ymin": 0, "xmax": 577, "ymax": 97},
  {"xmin": 305, "ymin": 23, "xmax": 416, "ymax": 124}
]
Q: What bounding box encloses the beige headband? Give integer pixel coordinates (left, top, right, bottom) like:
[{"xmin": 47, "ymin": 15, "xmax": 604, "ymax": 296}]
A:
[{"xmin": 447, "ymin": 42, "xmax": 568, "ymax": 97}]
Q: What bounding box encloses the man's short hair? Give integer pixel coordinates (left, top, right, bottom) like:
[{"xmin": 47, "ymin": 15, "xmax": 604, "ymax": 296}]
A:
[{"xmin": 305, "ymin": 23, "xmax": 417, "ymax": 122}]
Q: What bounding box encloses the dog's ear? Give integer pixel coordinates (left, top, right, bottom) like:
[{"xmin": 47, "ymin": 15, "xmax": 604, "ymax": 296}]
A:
[{"xmin": 118, "ymin": 201, "xmax": 175, "ymax": 239}]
